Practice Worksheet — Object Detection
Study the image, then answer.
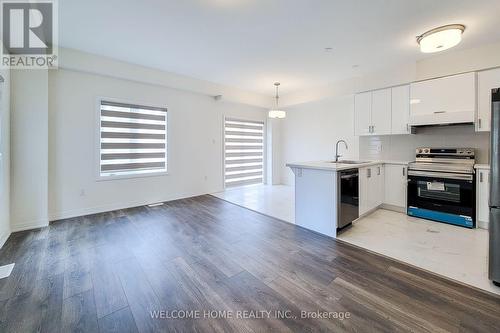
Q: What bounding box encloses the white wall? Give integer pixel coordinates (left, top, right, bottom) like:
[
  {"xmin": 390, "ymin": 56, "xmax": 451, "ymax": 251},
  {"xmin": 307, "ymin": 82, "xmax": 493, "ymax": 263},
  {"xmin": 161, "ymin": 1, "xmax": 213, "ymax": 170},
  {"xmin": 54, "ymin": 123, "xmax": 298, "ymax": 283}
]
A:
[
  {"xmin": 416, "ymin": 41, "xmax": 500, "ymax": 80},
  {"xmin": 280, "ymin": 95, "xmax": 359, "ymax": 185},
  {"xmin": 0, "ymin": 69, "xmax": 10, "ymax": 247},
  {"xmin": 266, "ymin": 118, "xmax": 282, "ymax": 185},
  {"xmin": 48, "ymin": 69, "xmax": 266, "ymax": 220},
  {"xmin": 59, "ymin": 48, "xmax": 272, "ymax": 108},
  {"xmin": 10, "ymin": 70, "xmax": 49, "ymax": 232}
]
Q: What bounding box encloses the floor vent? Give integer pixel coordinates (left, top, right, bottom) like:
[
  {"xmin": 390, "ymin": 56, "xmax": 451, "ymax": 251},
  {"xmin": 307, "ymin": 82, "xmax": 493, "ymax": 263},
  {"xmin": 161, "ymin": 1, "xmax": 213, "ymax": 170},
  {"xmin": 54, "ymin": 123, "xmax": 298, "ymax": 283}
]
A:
[
  {"xmin": 147, "ymin": 202, "xmax": 164, "ymax": 208},
  {"xmin": 0, "ymin": 263, "xmax": 15, "ymax": 279}
]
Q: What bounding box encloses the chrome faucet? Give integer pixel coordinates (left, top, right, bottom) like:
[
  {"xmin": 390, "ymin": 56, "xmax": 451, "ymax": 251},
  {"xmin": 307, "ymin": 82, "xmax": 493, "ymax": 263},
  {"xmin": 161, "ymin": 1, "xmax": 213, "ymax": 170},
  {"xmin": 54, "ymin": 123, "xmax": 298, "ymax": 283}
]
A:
[{"xmin": 335, "ymin": 140, "xmax": 348, "ymax": 162}]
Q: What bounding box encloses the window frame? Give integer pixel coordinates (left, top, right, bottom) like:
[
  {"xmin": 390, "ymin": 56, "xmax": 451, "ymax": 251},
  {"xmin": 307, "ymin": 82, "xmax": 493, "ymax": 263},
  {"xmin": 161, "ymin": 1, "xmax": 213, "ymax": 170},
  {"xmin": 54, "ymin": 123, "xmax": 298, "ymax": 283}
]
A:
[{"xmin": 95, "ymin": 97, "xmax": 169, "ymax": 182}]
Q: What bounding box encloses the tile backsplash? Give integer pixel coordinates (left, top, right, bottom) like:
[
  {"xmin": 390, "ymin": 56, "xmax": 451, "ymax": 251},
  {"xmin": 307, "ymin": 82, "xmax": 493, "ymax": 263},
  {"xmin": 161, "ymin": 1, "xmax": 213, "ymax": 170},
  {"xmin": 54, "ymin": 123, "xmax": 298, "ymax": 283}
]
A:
[{"xmin": 359, "ymin": 125, "xmax": 490, "ymax": 164}]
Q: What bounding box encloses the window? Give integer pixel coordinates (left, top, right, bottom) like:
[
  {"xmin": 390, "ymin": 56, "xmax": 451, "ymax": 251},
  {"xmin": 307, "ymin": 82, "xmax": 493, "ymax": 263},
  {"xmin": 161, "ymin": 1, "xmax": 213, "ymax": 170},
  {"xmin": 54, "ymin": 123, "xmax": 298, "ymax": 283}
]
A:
[
  {"xmin": 224, "ymin": 118, "xmax": 265, "ymax": 187},
  {"xmin": 99, "ymin": 100, "xmax": 167, "ymax": 179}
]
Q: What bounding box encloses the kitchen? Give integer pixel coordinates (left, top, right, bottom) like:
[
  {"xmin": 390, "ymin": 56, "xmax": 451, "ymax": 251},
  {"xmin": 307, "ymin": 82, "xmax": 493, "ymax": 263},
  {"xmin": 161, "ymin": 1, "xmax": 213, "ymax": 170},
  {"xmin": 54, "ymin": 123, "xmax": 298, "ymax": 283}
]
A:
[
  {"xmin": 285, "ymin": 69, "xmax": 499, "ymax": 293},
  {"xmin": 216, "ymin": 61, "xmax": 500, "ymax": 295}
]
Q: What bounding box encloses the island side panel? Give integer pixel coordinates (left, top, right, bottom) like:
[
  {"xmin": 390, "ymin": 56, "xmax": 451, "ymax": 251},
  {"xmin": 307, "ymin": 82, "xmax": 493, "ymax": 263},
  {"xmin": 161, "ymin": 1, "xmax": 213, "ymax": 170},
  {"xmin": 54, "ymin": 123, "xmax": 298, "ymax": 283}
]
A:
[{"xmin": 293, "ymin": 167, "xmax": 338, "ymax": 238}]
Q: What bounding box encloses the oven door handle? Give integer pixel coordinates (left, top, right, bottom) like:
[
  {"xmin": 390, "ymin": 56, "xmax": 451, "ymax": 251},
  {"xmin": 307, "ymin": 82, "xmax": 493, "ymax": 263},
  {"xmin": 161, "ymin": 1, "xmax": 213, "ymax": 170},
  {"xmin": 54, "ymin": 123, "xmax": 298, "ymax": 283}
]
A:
[{"xmin": 407, "ymin": 170, "xmax": 473, "ymax": 181}]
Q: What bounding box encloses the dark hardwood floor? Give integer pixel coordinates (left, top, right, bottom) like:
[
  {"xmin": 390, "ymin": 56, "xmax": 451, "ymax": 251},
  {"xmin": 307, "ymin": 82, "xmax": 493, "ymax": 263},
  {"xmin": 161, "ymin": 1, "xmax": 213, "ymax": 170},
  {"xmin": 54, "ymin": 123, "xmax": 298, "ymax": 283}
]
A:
[{"xmin": 0, "ymin": 195, "xmax": 499, "ymax": 332}]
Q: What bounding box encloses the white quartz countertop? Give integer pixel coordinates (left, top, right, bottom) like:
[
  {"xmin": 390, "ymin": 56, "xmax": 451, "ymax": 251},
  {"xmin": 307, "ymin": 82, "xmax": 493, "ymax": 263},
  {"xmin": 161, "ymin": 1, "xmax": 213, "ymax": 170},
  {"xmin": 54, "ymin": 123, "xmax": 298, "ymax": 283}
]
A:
[
  {"xmin": 383, "ymin": 160, "xmax": 413, "ymax": 165},
  {"xmin": 474, "ymin": 164, "xmax": 490, "ymax": 170},
  {"xmin": 286, "ymin": 160, "xmax": 385, "ymax": 171}
]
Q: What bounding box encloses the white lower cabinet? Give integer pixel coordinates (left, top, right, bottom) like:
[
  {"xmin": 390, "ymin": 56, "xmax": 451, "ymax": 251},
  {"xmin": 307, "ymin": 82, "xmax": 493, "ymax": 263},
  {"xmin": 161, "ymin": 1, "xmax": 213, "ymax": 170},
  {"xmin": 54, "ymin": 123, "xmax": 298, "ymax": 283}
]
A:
[
  {"xmin": 476, "ymin": 169, "xmax": 490, "ymax": 227},
  {"xmin": 383, "ymin": 164, "xmax": 407, "ymax": 209},
  {"xmin": 359, "ymin": 167, "xmax": 369, "ymax": 215},
  {"xmin": 359, "ymin": 164, "xmax": 384, "ymax": 216}
]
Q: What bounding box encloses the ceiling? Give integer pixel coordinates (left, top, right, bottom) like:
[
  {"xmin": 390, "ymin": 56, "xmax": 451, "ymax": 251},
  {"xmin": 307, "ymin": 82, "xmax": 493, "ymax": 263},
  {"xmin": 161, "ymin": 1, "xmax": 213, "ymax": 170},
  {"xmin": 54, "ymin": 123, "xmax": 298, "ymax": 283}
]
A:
[{"xmin": 60, "ymin": 0, "xmax": 500, "ymax": 96}]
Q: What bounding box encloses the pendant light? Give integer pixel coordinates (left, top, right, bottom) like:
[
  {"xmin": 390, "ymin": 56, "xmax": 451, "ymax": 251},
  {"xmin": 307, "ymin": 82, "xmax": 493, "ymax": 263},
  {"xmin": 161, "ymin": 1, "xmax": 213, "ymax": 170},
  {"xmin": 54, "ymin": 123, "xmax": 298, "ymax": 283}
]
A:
[
  {"xmin": 268, "ymin": 82, "xmax": 286, "ymax": 119},
  {"xmin": 417, "ymin": 24, "xmax": 465, "ymax": 53}
]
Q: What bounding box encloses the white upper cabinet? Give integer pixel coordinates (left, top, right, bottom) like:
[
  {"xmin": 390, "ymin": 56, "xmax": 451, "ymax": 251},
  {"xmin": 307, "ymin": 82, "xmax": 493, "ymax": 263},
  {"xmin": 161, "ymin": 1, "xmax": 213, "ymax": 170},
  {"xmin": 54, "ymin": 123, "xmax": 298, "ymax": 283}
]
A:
[
  {"xmin": 371, "ymin": 89, "xmax": 392, "ymax": 135},
  {"xmin": 409, "ymin": 72, "xmax": 476, "ymax": 126},
  {"xmin": 354, "ymin": 92, "xmax": 372, "ymax": 136},
  {"xmin": 391, "ymin": 85, "xmax": 410, "ymax": 135},
  {"xmin": 354, "ymin": 89, "xmax": 392, "ymax": 136},
  {"xmin": 477, "ymin": 68, "xmax": 500, "ymax": 132}
]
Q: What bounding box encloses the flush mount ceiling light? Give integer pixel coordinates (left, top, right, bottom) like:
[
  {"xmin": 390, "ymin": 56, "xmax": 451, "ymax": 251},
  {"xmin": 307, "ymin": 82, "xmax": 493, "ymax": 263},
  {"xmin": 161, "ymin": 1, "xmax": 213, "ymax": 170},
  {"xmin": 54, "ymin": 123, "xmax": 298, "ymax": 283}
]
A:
[
  {"xmin": 417, "ymin": 24, "xmax": 465, "ymax": 53},
  {"xmin": 268, "ymin": 82, "xmax": 286, "ymax": 119}
]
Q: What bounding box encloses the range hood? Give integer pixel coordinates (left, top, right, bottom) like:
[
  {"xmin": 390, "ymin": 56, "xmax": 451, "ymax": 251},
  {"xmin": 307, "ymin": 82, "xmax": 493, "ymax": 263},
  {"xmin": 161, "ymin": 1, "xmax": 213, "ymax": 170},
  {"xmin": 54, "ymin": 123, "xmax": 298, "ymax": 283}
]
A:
[
  {"xmin": 409, "ymin": 72, "xmax": 476, "ymax": 128},
  {"xmin": 409, "ymin": 111, "xmax": 475, "ymax": 127}
]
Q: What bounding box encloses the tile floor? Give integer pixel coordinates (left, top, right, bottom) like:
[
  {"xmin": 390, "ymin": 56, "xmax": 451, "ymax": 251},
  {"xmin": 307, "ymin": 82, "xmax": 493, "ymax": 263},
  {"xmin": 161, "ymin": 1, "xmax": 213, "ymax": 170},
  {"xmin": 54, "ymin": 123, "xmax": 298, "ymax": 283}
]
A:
[
  {"xmin": 212, "ymin": 184, "xmax": 500, "ymax": 296},
  {"xmin": 212, "ymin": 184, "xmax": 295, "ymax": 223}
]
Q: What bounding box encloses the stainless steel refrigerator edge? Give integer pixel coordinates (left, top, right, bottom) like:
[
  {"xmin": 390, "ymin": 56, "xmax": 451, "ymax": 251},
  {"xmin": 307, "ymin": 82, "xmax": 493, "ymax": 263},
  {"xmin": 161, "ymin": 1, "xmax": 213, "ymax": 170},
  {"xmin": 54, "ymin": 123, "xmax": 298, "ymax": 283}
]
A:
[{"xmin": 489, "ymin": 88, "xmax": 500, "ymax": 286}]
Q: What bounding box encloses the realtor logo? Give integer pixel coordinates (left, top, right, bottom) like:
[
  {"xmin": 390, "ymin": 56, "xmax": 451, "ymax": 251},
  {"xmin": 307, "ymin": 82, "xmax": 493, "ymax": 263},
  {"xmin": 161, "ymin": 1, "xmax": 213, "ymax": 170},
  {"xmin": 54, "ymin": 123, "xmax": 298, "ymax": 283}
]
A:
[{"xmin": 1, "ymin": 0, "xmax": 58, "ymax": 68}]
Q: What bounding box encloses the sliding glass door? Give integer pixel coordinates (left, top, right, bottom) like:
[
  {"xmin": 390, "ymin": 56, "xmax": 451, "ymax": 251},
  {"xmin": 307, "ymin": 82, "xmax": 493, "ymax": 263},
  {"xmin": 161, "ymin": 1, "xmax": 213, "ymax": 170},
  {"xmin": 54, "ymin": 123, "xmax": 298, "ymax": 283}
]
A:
[{"xmin": 224, "ymin": 118, "xmax": 265, "ymax": 188}]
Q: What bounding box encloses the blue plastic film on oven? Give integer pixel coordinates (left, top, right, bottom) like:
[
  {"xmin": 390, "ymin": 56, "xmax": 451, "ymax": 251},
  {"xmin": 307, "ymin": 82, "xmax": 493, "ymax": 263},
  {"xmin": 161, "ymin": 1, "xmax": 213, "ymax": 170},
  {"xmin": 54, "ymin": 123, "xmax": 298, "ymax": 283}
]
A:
[{"xmin": 407, "ymin": 207, "xmax": 473, "ymax": 228}]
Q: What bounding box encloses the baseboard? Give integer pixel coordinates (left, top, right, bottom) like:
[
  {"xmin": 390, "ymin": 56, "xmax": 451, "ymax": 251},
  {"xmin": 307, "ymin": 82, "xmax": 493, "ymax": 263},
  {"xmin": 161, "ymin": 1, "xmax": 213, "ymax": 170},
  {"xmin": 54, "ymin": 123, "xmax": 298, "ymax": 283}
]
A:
[
  {"xmin": 477, "ymin": 220, "xmax": 489, "ymax": 230},
  {"xmin": 49, "ymin": 191, "xmax": 211, "ymax": 222},
  {"xmin": 11, "ymin": 219, "xmax": 49, "ymax": 233},
  {"xmin": 381, "ymin": 203, "xmax": 406, "ymax": 214},
  {"xmin": 0, "ymin": 229, "xmax": 11, "ymax": 249}
]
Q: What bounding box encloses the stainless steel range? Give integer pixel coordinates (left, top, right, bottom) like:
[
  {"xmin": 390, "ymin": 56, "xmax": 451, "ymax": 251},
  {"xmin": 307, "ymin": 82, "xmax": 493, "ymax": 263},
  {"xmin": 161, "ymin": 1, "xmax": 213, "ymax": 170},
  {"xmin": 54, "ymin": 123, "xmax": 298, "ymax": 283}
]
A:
[{"xmin": 407, "ymin": 148, "xmax": 476, "ymax": 228}]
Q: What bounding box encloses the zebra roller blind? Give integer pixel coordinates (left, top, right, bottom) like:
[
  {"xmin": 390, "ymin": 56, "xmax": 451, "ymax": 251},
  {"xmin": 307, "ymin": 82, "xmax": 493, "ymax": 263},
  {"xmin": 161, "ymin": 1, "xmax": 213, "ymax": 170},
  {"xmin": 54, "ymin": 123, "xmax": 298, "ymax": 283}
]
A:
[
  {"xmin": 100, "ymin": 101, "xmax": 167, "ymax": 178},
  {"xmin": 224, "ymin": 118, "xmax": 264, "ymax": 187}
]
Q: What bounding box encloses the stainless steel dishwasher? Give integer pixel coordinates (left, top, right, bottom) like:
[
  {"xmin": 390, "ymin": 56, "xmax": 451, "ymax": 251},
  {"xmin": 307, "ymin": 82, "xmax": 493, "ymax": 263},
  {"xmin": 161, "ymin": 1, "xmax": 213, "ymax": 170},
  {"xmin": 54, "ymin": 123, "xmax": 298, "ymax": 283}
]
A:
[{"xmin": 337, "ymin": 169, "xmax": 359, "ymax": 230}]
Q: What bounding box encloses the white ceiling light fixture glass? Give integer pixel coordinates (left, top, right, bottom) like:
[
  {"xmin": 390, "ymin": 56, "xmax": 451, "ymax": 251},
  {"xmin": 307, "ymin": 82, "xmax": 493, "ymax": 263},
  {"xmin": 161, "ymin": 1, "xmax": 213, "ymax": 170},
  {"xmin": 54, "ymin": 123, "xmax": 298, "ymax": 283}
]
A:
[
  {"xmin": 268, "ymin": 82, "xmax": 286, "ymax": 119},
  {"xmin": 417, "ymin": 24, "xmax": 465, "ymax": 53}
]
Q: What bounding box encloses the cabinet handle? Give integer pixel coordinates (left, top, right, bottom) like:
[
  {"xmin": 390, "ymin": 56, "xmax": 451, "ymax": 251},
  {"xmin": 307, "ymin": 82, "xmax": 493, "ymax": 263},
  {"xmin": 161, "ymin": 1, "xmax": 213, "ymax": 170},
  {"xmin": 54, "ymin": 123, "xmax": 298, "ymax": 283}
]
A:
[
  {"xmin": 367, "ymin": 168, "xmax": 371, "ymax": 178},
  {"xmin": 480, "ymin": 172, "xmax": 483, "ymax": 183},
  {"xmin": 377, "ymin": 166, "xmax": 381, "ymax": 175},
  {"xmin": 478, "ymin": 118, "xmax": 482, "ymax": 129},
  {"xmin": 403, "ymin": 168, "xmax": 406, "ymax": 177},
  {"xmin": 433, "ymin": 111, "xmax": 446, "ymax": 114}
]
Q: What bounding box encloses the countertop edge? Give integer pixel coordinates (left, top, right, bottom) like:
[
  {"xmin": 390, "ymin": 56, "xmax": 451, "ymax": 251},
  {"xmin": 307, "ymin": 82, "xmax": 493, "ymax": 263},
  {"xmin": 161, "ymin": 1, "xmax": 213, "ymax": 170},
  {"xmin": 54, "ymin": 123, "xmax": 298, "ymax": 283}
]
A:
[
  {"xmin": 474, "ymin": 164, "xmax": 490, "ymax": 170},
  {"xmin": 286, "ymin": 160, "xmax": 411, "ymax": 171}
]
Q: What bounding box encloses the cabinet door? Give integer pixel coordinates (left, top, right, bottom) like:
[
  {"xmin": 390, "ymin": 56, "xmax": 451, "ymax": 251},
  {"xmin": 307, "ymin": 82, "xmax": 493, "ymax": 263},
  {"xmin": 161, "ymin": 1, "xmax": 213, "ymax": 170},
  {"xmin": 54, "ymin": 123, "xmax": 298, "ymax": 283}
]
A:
[
  {"xmin": 477, "ymin": 170, "xmax": 490, "ymax": 224},
  {"xmin": 410, "ymin": 72, "xmax": 476, "ymax": 124},
  {"xmin": 371, "ymin": 89, "xmax": 392, "ymax": 135},
  {"xmin": 391, "ymin": 85, "xmax": 410, "ymax": 134},
  {"xmin": 384, "ymin": 164, "xmax": 407, "ymax": 208},
  {"xmin": 372, "ymin": 164, "xmax": 384, "ymax": 207},
  {"xmin": 359, "ymin": 167, "xmax": 370, "ymax": 215},
  {"xmin": 354, "ymin": 92, "xmax": 372, "ymax": 136},
  {"xmin": 477, "ymin": 68, "xmax": 500, "ymax": 132}
]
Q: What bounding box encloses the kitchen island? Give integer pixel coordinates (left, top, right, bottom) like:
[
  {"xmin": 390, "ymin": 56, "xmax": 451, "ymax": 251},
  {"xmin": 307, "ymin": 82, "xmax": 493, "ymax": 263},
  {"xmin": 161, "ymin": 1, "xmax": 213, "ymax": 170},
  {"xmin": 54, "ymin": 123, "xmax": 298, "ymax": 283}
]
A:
[{"xmin": 286, "ymin": 160, "xmax": 384, "ymax": 238}]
